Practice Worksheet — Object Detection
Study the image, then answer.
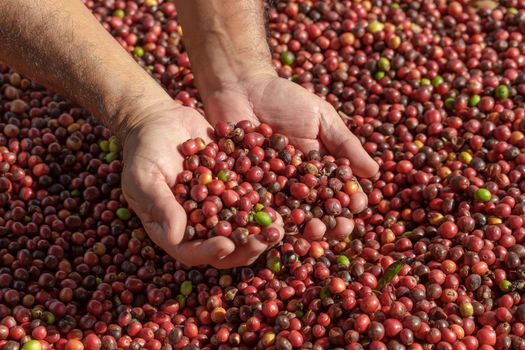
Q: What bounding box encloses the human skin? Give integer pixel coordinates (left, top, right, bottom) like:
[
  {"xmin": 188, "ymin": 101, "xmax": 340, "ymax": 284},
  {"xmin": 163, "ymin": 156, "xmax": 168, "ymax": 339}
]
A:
[{"xmin": 0, "ymin": 0, "xmax": 378, "ymax": 268}]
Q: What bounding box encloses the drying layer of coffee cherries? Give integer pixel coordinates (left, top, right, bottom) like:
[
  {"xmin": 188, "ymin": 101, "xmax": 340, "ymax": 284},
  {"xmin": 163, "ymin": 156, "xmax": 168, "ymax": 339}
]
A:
[{"xmin": 0, "ymin": 0, "xmax": 525, "ymax": 350}]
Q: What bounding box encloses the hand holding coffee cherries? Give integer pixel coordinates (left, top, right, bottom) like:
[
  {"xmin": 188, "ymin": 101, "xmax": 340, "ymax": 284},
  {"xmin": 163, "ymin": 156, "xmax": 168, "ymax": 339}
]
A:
[
  {"xmin": 120, "ymin": 101, "xmax": 254, "ymax": 268},
  {"xmin": 203, "ymin": 72, "xmax": 379, "ymax": 242},
  {"xmin": 173, "ymin": 118, "xmax": 377, "ymax": 268}
]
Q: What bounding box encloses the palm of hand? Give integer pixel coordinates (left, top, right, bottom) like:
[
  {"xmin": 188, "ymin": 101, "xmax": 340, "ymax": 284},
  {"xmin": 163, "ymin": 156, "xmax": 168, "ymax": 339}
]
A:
[
  {"xmin": 205, "ymin": 74, "xmax": 378, "ymax": 178},
  {"xmin": 205, "ymin": 74, "xmax": 321, "ymax": 151}
]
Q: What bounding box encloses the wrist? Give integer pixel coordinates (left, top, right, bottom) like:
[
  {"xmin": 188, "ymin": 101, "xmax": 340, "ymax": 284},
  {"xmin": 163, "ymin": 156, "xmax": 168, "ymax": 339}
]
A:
[
  {"xmin": 194, "ymin": 56, "xmax": 277, "ymax": 105},
  {"xmin": 109, "ymin": 84, "xmax": 179, "ymax": 143},
  {"xmin": 175, "ymin": 0, "xmax": 277, "ymax": 103}
]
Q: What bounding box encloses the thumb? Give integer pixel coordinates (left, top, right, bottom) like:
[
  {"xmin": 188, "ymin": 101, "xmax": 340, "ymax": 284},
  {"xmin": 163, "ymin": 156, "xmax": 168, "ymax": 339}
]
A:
[
  {"xmin": 319, "ymin": 105, "xmax": 379, "ymax": 178},
  {"xmin": 123, "ymin": 165, "xmax": 187, "ymax": 248},
  {"xmin": 124, "ymin": 165, "xmax": 235, "ymax": 266}
]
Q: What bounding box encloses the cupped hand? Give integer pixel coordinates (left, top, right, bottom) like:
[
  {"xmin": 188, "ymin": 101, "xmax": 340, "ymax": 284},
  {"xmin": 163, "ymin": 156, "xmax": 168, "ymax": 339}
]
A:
[
  {"xmin": 121, "ymin": 100, "xmax": 283, "ymax": 268},
  {"xmin": 203, "ymin": 73, "xmax": 379, "ymax": 241}
]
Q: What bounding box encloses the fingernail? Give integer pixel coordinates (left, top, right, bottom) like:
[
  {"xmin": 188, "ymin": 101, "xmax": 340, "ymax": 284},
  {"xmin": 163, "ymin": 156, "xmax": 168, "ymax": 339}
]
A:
[{"xmin": 217, "ymin": 249, "xmax": 230, "ymax": 260}]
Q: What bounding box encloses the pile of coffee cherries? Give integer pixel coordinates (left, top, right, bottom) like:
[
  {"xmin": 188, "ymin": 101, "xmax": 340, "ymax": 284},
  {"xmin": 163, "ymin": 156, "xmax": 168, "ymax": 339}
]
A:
[
  {"xmin": 176, "ymin": 119, "xmax": 361, "ymax": 246},
  {"xmin": 0, "ymin": 0, "xmax": 525, "ymax": 350}
]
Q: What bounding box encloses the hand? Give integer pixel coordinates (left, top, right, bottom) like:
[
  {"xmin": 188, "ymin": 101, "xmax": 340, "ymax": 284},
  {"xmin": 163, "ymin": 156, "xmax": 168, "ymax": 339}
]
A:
[
  {"xmin": 203, "ymin": 72, "xmax": 379, "ymax": 241},
  {"xmin": 121, "ymin": 100, "xmax": 283, "ymax": 269}
]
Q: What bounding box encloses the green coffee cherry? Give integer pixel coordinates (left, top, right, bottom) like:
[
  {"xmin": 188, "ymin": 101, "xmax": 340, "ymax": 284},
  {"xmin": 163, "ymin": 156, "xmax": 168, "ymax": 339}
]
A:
[
  {"xmin": 116, "ymin": 208, "xmax": 131, "ymax": 221},
  {"xmin": 495, "ymin": 85, "xmax": 509, "ymax": 100},
  {"xmin": 254, "ymin": 211, "xmax": 272, "ymax": 227},
  {"xmin": 133, "ymin": 46, "xmax": 145, "ymax": 57},
  {"xmin": 281, "ymin": 51, "xmax": 295, "ymax": 66},
  {"xmin": 180, "ymin": 281, "xmax": 193, "ymax": 296},
  {"xmin": 474, "ymin": 188, "xmax": 491, "ymax": 202}
]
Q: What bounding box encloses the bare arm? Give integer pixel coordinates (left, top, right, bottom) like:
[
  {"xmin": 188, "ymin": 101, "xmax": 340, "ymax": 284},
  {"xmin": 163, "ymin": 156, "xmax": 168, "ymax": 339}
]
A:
[
  {"xmin": 175, "ymin": 0, "xmax": 379, "ymax": 238},
  {"xmin": 174, "ymin": 0, "xmax": 277, "ymax": 101},
  {"xmin": 0, "ymin": 0, "xmax": 173, "ymax": 139},
  {"xmin": 0, "ymin": 0, "xmax": 377, "ymax": 267},
  {"xmin": 0, "ymin": 0, "xmax": 249, "ymax": 267}
]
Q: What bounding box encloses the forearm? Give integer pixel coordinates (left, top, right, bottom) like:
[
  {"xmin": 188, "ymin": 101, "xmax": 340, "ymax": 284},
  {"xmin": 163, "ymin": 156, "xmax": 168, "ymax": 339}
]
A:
[
  {"xmin": 175, "ymin": 0, "xmax": 276, "ymax": 100},
  {"xmin": 0, "ymin": 0, "xmax": 172, "ymax": 139}
]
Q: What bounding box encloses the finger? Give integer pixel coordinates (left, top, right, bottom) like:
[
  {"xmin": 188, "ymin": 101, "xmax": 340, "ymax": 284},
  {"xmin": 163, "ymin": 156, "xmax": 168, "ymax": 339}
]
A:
[
  {"xmin": 140, "ymin": 191, "xmax": 236, "ymax": 266},
  {"xmin": 130, "ymin": 174, "xmax": 187, "ymax": 246},
  {"xmin": 302, "ymin": 218, "xmax": 326, "ymax": 241},
  {"xmin": 326, "ymin": 217, "xmax": 354, "ymax": 241},
  {"xmin": 319, "ymin": 105, "xmax": 379, "ymax": 178},
  {"xmin": 350, "ymin": 191, "xmax": 369, "ymax": 213},
  {"xmin": 213, "ymin": 216, "xmax": 285, "ymax": 269},
  {"xmin": 171, "ymin": 236, "xmax": 236, "ymax": 267},
  {"xmin": 471, "ymin": 0, "xmax": 498, "ymax": 10}
]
